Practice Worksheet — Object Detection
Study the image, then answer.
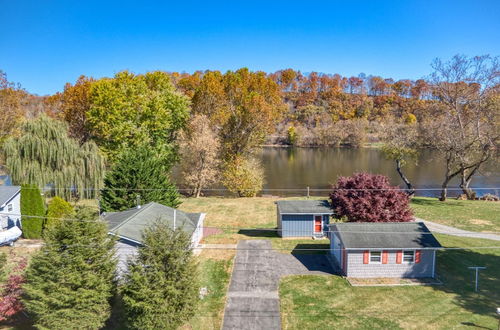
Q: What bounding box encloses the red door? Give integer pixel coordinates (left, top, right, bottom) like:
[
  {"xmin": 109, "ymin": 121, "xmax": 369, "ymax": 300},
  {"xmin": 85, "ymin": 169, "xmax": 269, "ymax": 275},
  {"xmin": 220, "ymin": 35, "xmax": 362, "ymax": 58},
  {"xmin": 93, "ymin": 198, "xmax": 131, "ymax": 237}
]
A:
[{"xmin": 314, "ymin": 216, "xmax": 322, "ymax": 233}]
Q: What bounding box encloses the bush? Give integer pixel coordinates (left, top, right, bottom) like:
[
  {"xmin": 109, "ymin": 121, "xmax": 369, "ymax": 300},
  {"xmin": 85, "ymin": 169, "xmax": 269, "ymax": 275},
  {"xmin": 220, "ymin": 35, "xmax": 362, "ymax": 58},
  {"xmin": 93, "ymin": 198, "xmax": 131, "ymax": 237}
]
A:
[
  {"xmin": 22, "ymin": 218, "xmax": 116, "ymax": 329},
  {"xmin": 287, "ymin": 126, "xmax": 298, "ymax": 145},
  {"xmin": 45, "ymin": 196, "xmax": 75, "ymax": 229},
  {"xmin": 330, "ymin": 173, "xmax": 413, "ymax": 222},
  {"xmin": 0, "ymin": 257, "xmax": 27, "ymax": 322},
  {"xmin": 121, "ymin": 221, "xmax": 200, "ymax": 330},
  {"xmin": 222, "ymin": 156, "xmax": 265, "ymax": 197},
  {"xmin": 20, "ymin": 184, "xmax": 45, "ymax": 238}
]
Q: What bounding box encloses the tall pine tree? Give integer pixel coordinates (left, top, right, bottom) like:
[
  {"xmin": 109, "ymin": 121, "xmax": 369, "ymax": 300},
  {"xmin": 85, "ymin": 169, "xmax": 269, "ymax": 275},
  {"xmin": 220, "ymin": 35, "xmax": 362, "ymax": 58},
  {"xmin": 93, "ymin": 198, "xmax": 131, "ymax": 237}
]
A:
[
  {"xmin": 22, "ymin": 214, "xmax": 116, "ymax": 329},
  {"xmin": 121, "ymin": 220, "xmax": 200, "ymax": 330},
  {"xmin": 20, "ymin": 184, "xmax": 45, "ymax": 238},
  {"xmin": 100, "ymin": 146, "xmax": 180, "ymax": 212}
]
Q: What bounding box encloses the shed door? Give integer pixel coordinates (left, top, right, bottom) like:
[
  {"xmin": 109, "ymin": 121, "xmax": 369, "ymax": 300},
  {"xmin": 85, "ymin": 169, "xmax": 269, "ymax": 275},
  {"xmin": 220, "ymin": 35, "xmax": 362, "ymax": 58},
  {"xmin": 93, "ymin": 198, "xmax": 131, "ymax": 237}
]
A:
[{"xmin": 314, "ymin": 215, "xmax": 322, "ymax": 233}]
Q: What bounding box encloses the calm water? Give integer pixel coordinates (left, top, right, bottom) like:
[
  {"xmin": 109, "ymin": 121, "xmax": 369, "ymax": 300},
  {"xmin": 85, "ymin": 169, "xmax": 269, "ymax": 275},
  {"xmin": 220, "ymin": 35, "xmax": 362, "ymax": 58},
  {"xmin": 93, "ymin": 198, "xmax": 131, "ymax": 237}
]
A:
[{"xmin": 258, "ymin": 147, "xmax": 500, "ymax": 197}]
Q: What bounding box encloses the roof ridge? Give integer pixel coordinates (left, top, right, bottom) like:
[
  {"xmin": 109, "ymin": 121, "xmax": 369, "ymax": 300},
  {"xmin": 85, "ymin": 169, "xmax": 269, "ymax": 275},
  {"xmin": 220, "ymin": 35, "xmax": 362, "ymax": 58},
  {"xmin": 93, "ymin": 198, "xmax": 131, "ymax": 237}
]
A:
[{"xmin": 110, "ymin": 203, "xmax": 154, "ymax": 231}]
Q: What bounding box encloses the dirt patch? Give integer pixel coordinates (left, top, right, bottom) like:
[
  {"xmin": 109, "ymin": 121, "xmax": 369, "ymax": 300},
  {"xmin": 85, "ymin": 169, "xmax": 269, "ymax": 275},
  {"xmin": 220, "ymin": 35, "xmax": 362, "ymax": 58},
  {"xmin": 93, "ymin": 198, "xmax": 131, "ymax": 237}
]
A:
[{"xmin": 469, "ymin": 219, "xmax": 492, "ymax": 226}]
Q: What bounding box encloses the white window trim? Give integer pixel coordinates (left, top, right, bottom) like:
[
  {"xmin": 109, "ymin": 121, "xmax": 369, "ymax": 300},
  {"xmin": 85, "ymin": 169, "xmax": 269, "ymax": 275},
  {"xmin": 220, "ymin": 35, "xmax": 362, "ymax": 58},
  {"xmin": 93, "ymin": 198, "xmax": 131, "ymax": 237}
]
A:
[
  {"xmin": 402, "ymin": 250, "xmax": 415, "ymax": 264},
  {"xmin": 312, "ymin": 214, "xmax": 323, "ymax": 234},
  {"xmin": 369, "ymin": 250, "xmax": 382, "ymax": 264}
]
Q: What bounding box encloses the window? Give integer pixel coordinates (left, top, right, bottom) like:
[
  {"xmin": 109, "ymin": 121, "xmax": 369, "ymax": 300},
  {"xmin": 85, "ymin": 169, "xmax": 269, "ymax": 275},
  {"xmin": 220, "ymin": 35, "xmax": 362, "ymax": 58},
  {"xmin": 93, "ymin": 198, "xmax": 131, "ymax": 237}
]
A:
[
  {"xmin": 369, "ymin": 251, "xmax": 382, "ymax": 263},
  {"xmin": 7, "ymin": 204, "xmax": 13, "ymax": 212},
  {"xmin": 403, "ymin": 250, "xmax": 415, "ymax": 263}
]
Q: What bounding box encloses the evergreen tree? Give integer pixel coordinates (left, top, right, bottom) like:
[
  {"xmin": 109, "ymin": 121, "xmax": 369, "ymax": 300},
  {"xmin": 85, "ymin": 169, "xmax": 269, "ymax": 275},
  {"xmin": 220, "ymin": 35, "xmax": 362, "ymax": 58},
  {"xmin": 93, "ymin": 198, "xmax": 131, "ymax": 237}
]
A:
[
  {"xmin": 20, "ymin": 184, "xmax": 45, "ymax": 239},
  {"xmin": 22, "ymin": 216, "xmax": 116, "ymax": 329},
  {"xmin": 2, "ymin": 114, "xmax": 105, "ymax": 199},
  {"xmin": 121, "ymin": 221, "xmax": 199, "ymax": 330},
  {"xmin": 45, "ymin": 196, "xmax": 75, "ymax": 229},
  {"xmin": 100, "ymin": 147, "xmax": 180, "ymax": 212}
]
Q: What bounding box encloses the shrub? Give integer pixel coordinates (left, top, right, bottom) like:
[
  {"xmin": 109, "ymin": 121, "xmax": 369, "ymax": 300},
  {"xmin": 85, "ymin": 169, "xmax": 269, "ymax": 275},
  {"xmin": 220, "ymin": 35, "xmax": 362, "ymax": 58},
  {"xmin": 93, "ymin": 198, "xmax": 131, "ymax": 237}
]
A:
[
  {"xmin": 121, "ymin": 221, "xmax": 200, "ymax": 330},
  {"xmin": 0, "ymin": 257, "xmax": 27, "ymax": 322},
  {"xmin": 45, "ymin": 196, "xmax": 75, "ymax": 229},
  {"xmin": 20, "ymin": 184, "xmax": 45, "ymax": 238},
  {"xmin": 222, "ymin": 156, "xmax": 265, "ymax": 197},
  {"xmin": 330, "ymin": 173, "xmax": 413, "ymax": 222},
  {"xmin": 22, "ymin": 218, "xmax": 116, "ymax": 329}
]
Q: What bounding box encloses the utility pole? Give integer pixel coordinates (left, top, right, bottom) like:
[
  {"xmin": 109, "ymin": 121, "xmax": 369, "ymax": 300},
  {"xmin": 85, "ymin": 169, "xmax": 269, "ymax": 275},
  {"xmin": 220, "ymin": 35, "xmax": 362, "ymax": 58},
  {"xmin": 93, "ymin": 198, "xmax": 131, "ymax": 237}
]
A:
[{"xmin": 468, "ymin": 266, "xmax": 486, "ymax": 292}]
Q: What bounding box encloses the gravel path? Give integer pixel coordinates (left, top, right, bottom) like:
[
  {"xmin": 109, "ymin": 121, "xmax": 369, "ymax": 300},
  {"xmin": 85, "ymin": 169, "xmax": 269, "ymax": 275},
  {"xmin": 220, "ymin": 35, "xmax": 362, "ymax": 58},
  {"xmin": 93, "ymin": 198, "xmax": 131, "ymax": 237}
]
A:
[
  {"xmin": 418, "ymin": 218, "xmax": 500, "ymax": 241},
  {"xmin": 222, "ymin": 240, "xmax": 335, "ymax": 330}
]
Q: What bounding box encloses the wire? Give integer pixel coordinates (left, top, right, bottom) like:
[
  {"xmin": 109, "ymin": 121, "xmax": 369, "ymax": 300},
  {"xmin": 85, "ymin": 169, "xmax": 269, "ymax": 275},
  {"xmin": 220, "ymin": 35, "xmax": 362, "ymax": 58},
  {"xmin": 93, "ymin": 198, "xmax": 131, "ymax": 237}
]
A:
[
  {"xmin": 4, "ymin": 213, "xmax": 500, "ymax": 235},
  {"xmin": 6, "ymin": 186, "xmax": 500, "ymax": 191}
]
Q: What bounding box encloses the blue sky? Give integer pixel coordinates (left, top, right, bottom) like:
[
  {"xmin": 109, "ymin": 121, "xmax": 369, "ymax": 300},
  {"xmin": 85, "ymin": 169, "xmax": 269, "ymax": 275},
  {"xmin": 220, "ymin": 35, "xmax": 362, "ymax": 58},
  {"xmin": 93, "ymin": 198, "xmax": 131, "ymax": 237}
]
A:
[{"xmin": 1, "ymin": 0, "xmax": 499, "ymax": 95}]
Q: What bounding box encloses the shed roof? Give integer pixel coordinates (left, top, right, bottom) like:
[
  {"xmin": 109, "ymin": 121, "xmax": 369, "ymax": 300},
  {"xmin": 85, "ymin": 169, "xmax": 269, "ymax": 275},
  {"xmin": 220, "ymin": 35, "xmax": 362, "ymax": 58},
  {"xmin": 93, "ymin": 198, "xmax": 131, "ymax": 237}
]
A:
[
  {"xmin": 0, "ymin": 186, "xmax": 20, "ymax": 207},
  {"xmin": 276, "ymin": 200, "xmax": 332, "ymax": 214},
  {"xmin": 103, "ymin": 202, "xmax": 203, "ymax": 244},
  {"xmin": 330, "ymin": 222, "xmax": 441, "ymax": 249}
]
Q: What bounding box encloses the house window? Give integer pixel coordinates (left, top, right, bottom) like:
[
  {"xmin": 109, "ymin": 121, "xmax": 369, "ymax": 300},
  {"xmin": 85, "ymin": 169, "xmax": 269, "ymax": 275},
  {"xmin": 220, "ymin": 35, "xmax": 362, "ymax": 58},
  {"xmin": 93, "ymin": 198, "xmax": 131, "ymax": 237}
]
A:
[
  {"xmin": 403, "ymin": 250, "xmax": 415, "ymax": 263},
  {"xmin": 369, "ymin": 251, "xmax": 382, "ymax": 263},
  {"xmin": 7, "ymin": 204, "xmax": 13, "ymax": 212}
]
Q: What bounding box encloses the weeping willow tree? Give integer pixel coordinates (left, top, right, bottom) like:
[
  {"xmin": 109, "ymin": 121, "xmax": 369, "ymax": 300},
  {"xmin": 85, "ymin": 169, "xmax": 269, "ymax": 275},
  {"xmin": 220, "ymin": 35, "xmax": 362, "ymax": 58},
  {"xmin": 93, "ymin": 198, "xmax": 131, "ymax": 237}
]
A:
[{"xmin": 2, "ymin": 115, "xmax": 105, "ymax": 199}]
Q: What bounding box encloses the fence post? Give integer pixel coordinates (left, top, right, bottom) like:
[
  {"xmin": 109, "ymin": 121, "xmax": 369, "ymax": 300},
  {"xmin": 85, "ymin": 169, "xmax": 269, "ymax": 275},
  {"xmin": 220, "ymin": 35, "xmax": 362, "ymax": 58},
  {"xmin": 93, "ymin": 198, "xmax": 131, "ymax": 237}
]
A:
[{"xmin": 307, "ymin": 186, "xmax": 310, "ymax": 199}]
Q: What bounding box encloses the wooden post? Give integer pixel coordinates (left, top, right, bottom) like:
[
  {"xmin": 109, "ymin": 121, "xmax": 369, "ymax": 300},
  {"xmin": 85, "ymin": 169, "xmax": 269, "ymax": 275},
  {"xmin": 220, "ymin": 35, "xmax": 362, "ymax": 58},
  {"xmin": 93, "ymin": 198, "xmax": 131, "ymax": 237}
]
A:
[{"xmin": 307, "ymin": 186, "xmax": 310, "ymax": 199}]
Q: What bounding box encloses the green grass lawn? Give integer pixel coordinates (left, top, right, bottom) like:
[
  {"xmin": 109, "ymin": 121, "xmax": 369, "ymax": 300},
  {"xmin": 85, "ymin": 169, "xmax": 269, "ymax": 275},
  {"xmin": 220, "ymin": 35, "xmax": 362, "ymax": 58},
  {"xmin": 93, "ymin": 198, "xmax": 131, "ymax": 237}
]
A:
[
  {"xmin": 411, "ymin": 197, "xmax": 500, "ymax": 232},
  {"xmin": 279, "ymin": 234, "xmax": 500, "ymax": 330},
  {"xmin": 184, "ymin": 250, "xmax": 235, "ymax": 330}
]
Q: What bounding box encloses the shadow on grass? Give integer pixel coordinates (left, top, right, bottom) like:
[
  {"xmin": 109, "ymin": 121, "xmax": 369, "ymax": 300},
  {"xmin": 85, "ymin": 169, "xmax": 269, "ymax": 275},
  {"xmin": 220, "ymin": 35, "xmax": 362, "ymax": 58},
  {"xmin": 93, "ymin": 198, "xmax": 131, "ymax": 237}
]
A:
[
  {"xmin": 290, "ymin": 244, "xmax": 338, "ymax": 274},
  {"xmin": 430, "ymin": 248, "xmax": 500, "ymax": 318},
  {"xmin": 237, "ymin": 228, "xmax": 279, "ymax": 238}
]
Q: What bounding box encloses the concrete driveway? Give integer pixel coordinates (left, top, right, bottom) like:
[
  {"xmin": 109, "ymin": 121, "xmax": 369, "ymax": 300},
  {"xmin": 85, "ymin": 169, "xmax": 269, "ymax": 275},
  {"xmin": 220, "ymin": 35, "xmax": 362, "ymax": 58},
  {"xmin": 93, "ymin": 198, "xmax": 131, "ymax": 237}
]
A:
[{"xmin": 222, "ymin": 240, "xmax": 335, "ymax": 330}]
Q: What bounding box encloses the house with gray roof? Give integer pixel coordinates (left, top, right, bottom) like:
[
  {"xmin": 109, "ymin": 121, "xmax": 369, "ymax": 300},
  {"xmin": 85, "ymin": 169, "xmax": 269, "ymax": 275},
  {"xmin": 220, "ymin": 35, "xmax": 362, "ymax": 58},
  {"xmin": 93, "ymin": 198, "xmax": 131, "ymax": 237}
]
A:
[
  {"xmin": 103, "ymin": 202, "xmax": 205, "ymax": 272},
  {"xmin": 0, "ymin": 186, "xmax": 21, "ymax": 231},
  {"xmin": 329, "ymin": 222, "xmax": 441, "ymax": 278},
  {"xmin": 276, "ymin": 200, "xmax": 333, "ymax": 238}
]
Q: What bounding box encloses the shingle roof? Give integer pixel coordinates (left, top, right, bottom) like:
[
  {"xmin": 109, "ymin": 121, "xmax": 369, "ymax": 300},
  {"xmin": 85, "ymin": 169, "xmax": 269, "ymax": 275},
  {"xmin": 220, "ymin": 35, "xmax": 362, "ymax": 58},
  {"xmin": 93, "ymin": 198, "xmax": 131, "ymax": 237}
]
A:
[
  {"xmin": 330, "ymin": 222, "xmax": 442, "ymax": 249},
  {"xmin": 276, "ymin": 200, "xmax": 333, "ymax": 214},
  {"xmin": 103, "ymin": 202, "xmax": 203, "ymax": 244},
  {"xmin": 0, "ymin": 186, "xmax": 20, "ymax": 207}
]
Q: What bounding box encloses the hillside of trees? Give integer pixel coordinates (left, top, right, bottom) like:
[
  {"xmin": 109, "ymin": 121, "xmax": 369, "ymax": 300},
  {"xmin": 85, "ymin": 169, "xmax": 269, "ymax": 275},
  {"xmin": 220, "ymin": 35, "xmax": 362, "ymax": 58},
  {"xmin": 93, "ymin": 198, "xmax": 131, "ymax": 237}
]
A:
[{"xmin": 0, "ymin": 55, "xmax": 498, "ymax": 200}]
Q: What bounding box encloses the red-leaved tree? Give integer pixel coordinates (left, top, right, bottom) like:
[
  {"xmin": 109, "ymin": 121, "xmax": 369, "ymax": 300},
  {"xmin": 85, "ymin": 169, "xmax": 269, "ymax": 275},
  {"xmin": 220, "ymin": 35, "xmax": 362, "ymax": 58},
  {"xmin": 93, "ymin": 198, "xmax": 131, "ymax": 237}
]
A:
[
  {"xmin": 0, "ymin": 257, "xmax": 27, "ymax": 322},
  {"xmin": 330, "ymin": 173, "xmax": 413, "ymax": 222}
]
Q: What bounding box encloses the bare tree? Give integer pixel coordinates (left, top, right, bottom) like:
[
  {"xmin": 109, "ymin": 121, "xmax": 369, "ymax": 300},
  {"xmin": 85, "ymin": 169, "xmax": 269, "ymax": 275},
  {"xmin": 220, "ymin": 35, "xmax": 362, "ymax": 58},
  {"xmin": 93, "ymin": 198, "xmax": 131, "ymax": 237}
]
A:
[
  {"xmin": 381, "ymin": 121, "xmax": 419, "ymax": 196},
  {"xmin": 179, "ymin": 114, "xmax": 221, "ymax": 197},
  {"xmin": 427, "ymin": 55, "xmax": 499, "ymax": 201}
]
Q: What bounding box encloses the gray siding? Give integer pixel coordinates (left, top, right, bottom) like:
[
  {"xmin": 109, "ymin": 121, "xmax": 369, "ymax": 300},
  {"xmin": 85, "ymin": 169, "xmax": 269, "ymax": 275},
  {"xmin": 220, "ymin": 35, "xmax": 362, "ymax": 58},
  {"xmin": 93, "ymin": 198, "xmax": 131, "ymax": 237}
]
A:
[
  {"xmin": 346, "ymin": 249, "xmax": 435, "ymax": 278},
  {"xmin": 115, "ymin": 240, "xmax": 140, "ymax": 274},
  {"xmin": 280, "ymin": 214, "xmax": 330, "ymax": 237},
  {"xmin": 281, "ymin": 214, "xmax": 314, "ymax": 237}
]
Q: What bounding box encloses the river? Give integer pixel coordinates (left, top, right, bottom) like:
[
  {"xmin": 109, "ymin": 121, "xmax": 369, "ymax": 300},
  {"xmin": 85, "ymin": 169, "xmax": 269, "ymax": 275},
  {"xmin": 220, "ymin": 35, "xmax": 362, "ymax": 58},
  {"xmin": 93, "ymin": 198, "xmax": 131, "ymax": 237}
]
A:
[{"xmin": 258, "ymin": 147, "xmax": 499, "ymax": 197}]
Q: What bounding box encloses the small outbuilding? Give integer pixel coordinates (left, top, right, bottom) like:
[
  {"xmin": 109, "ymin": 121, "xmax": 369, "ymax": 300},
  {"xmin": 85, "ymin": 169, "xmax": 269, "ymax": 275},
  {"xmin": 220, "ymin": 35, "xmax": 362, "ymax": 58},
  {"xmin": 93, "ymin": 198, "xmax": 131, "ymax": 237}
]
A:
[
  {"xmin": 276, "ymin": 200, "xmax": 333, "ymax": 238},
  {"xmin": 329, "ymin": 222, "xmax": 441, "ymax": 278},
  {"xmin": 103, "ymin": 202, "xmax": 205, "ymax": 272}
]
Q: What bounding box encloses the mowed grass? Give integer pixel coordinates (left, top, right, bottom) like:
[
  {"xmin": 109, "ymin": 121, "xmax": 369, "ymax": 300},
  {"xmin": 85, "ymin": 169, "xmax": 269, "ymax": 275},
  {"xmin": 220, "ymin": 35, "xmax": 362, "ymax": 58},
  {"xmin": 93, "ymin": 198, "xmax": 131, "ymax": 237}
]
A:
[
  {"xmin": 411, "ymin": 197, "xmax": 500, "ymax": 232},
  {"xmin": 180, "ymin": 196, "xmax": 500, "ymax": 245},
  {"xmin": 184, "ymin": 250, "xmax": 235, "ymax": 330},
  {"xmin": 279, "ymin": 234, "xmax": 500, "ymax": 330}
]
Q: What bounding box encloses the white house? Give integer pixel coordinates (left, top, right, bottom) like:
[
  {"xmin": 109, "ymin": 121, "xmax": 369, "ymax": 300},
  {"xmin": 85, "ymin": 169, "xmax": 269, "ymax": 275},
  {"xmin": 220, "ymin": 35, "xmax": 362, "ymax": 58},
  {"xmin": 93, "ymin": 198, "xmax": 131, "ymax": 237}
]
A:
[
  {"xmin": 102, "ymin": 202, "xmax": 205, "ymax": 273},
  {"xmin": 0, "ymin": 186, "xmax": 21, "ymax": 231}
]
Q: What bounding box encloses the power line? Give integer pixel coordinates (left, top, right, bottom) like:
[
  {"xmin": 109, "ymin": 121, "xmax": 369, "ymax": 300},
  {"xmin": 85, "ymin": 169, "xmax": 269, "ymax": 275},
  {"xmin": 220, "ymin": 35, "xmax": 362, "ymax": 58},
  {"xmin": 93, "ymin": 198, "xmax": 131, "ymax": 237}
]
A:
[{"xmin": 4, "ymin": 213, "xmax": 500, "ymax": 235}]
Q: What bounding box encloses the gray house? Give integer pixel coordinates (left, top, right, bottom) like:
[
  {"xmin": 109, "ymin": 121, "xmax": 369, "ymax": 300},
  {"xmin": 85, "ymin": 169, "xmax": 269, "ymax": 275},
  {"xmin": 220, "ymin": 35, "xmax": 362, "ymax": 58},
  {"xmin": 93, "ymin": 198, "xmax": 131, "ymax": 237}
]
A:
[
  {"xmin": 0, "ymin": 186, "xmax": 21, "ymax": 231},
  {"xmin": 329, "ymin": 222, "xmax": 441, "ymax": 278},
  {"xmin": 103, "ymin": 202, "xmax": 205, "ymax": 272},
  {"xmin": 276, "ymin": 200, "xmax": 333, "ymax": 238}
]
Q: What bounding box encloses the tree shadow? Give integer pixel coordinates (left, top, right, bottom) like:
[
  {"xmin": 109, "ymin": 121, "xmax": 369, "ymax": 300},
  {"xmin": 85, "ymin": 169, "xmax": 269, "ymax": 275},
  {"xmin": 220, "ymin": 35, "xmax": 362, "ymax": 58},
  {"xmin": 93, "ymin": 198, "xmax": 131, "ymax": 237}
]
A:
[{"xmin": 237, "ymin": 228, "xmax": 280, "ymax": 238}]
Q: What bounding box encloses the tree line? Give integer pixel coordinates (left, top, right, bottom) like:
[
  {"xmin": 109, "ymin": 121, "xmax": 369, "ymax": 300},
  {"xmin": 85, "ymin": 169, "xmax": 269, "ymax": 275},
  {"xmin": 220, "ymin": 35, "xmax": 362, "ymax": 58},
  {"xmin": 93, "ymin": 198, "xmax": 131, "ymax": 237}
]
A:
[{"xmin": 0, "ymin": 54, "xmax": 498, "ymax": 203}]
